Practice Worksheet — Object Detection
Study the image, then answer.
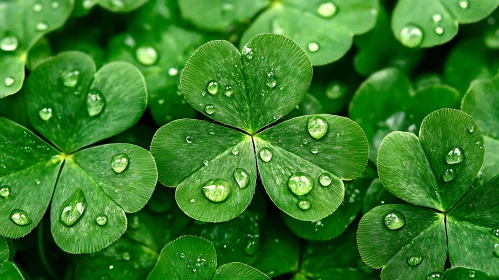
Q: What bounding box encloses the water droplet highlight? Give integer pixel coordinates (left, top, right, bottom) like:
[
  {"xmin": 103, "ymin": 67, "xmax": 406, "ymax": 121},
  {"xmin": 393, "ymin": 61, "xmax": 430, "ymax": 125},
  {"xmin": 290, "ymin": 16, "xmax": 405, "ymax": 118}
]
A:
[
  {"xmin": 432, "ymin": 13, "xmax": 442, "ymax": 23},
  {"xmin": 168, "ymin": 67, "xmax": 178, "ymax": 77},
  {"xmin": 242, "ymin": 46, "xmax": 253, "ymax": 59},
  {"xmin": 11, "ymin": 210, "xmax": 31, "ymax": 226},
  {"xmin": 426, "ymin": 272, "xmax": 443, "ymax": 280},
  {"xmin": 95, "ymin": 214, "xmax": 108, "ymax": 226},
  {"xmin": 384, "ymin": 211, "xmax": 406, "ymax": 230},
  {"xmin": 259, "ymin": 147, "xmax": 273, "ymax": 162},
  {"xmin": 435, "ymin": 27, "xmax": 444, "ymax": 35},
  {"xmin": 135, "ymin": 46, "xmax": 158, "ymax": 66},
  {"xmin": 39, "ymin": 107, "xmax": 53, "ymax": 121},
  {"xmin": 231, "ymin": 147, "xmax": 239, "ymax": 155},
  {"xmin": 308, "ymin": 42, "xmax": 319, "ymax": 53},
  {"xmin": 0, "ymin": 35, "xmax": 19, "ymax": 51},
  {"xmin": 206, "ymin": 81, "xmax": 218, "ymax": 94},
  {"xmin": 468, "ymin": 125, "xmax": 475, "ymax": 133},
  {"xmin": 60, "ymin": 188, "xmax": 86, "ymax": 227},
  {"xmin": 224, "ymin": 85, "xmax": 233, "ymax": 97},
  {"xmin": 186, "ymin": 136, "xmax": 193, "ymax": 143},
  {"xmin": 202, "ymin": 178, "xmax": 231, "ymax": 202},
  {"xmin": 233, "ymin": 168, "xmax": 249, "ymax": 189},
  {"xmin": 0, "ymin": 186, "xmax": 11, "ymax": 198},
  {"xmin": 288, "ymin": 173, "xmax": 314, "ymax": 195},
  {"xmin": 4, "ymin": 77, "xmax": 14, "ymax": 87},
  {"xmin": 492, "ymin": 228, "xmax": 499, "ymax": 237},
  {"xmin": 442, "ymin": 168, "xmax": 456, "ymax": 182},
  {"xmin": 319, "ymin": 173, "xmax": 332, "ymax": 187},
  {"xmin": 459, "ymin": 0, "xmax": 469, "ymax": 9},
  {"xmin": 265, "ymin": 72, "xmax": 277, "ymax": 88},
  {"xmin": 307, "ymin": 116, "xmax": 329, "ymax": 140},
  {"xmin": 33, "ymin": 3, "xmax": 43, "ymax": 12},
  {"xmin": 244, "ymin": 241, "xmax": 258, "ymax": 255},
  {"xmin": 317, "ymin": 2, "xmax": 337, "ymax": 18},
  {"xmin": 400, "ymin": 25, "xmax": 423, "ymax": 48},
  {"xmin": 61, "ymin": 70, "xmax": 80, "ymax": 88},
  {"xmin": 36, "ymin": 22, "xmax": 49, "ymax": 31},
  {"xmin": 86, "ymin": 89, "xmax": 105, "ymax": 117},
  {"xmin": 205, "ymin": 105, "xmax": 215, "ymax": 115},
  {"xmin": 310, "ymin": 147, "xmax": 319, "ymax": 154},
  {"xmin": 445, "ymin": 147, "xmax": 464, "ymax": 164},
  {"xmin": 111, "ymin": 153, "xmax": 129, "ymax": 174},
  {"xmin": 407, "ymin": 256, "xmax": 422, "ymax": 267},
  {"xmin": 297, "ymin": 200, "xmax": 311, "ymax": 210}
]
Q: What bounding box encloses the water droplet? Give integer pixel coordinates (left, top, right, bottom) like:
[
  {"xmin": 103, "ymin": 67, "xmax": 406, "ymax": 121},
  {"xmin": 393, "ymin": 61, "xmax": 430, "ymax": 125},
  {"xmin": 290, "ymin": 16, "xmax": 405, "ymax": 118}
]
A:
[
  {"xmin": 224, "ymin": 85, "xmax": 233, "ymax": 97},
  {"xmin": 190, "ymin": 199, "xmax": 195, "ymax": 203},
  {"xmin": 326, "ymin": 81, "xmax": 347, "ymax": 99},
  {"xmin": 168, "ymin": 67, "xmax": 178, "ymax": 77},
  {"xmin": 206, "ymin": 81, "xmax": 218, "ymax": 94},
  {"xmin": 33, "ymin": 3, "xmax": 43, "ymax": 12},
  {"xmin": 205, "ymin": 105, "xmax": 215, "ymax": 115},
  {"xmin": 288, "ymin": 173, "xmax": 314, "ymax": 195},
  {"xmin": 0, "ymin": 35, "xmax": 19, "ymax": 51},
  {"xmin": 297, "ymin": 200, "xmax": 311, "ymax": 210},
  {"xmin": 110, "ymin": 0, "xmax": 125, "ymax": 8},
  {"xmin": 308, "ymin": 42, "xmax": 319, "ymax": 53},
  {"xmin": 86, "ymin": 89, "xmax": 106, "ymax": 116},
  {"xmin": 135, "ymin": 46, "xmax": 158, "ymax": 66},
  {"xmin": 244, "ymin": 241, "xmax": 257, "ymax": 255},
  {"xmin": 407, "ymin": 256, "xmax": 422, "ymax": 267},
  {"xmin": 265, "ymin": 72, "xmax": 277, "ymax": 88},
  {"xmin": 310, "ymin": 147, "xmax": 319, "ymax": 154},
  {"xmin": 4, "ymin": 77, "xmax": 14, "ymax": 87},
  {"xmin": 492, "ymin": 228, "xmax": 499, "ymax": 237},
  {"xmin": 468, "ymin": 125, "xmax": 475, "ymax": 133},
  {"xmin": 384, "ymin": 211, "xmax": 406, "ymax": 230},
  {"xmin": 426, "ymin": 272, "xmax": 443, "ymax": 280},
  {"xmin": 0, "ymin": 186, "xmax": 11, "ymax": 198},
  {"xmin": 307, "ymin": 116, "xmax": 329, "ymax": 140},
  {"xmin": 233, "ymin": 168, "xmax": 249, "ymax": 189},
  {"xmin": 60, "ymin": 188, "xmax": 86, "ymax": 227},
  {"xmin": 317, "ymin": 2, "xmax": 337, "ymax": 18},
  {"xmin": 442, "ymin": 168, "xmax": 456, "ymax": 182},
  {"xmin": 400, "ymin": 25, "xmax": 423, "ymax": 48},
  {"xmin": 319, "ymin": 173, "xmax": 332, "ymax": 186},
  {"xmin": 459, "ymin": 0, "xmax": 469, "ymax": 9},
  {"xmin": 36, "ymin": 22, "xmax": 49, "ymax": 31},
  {"xmin": 61, "ymin": 70, "xmax": 80, "ymax": 88},
  {"xmin": 231, "ymin": 147, "xmax": 239, "ymax": 155},
  {"xmin": 432, "ymin": 13, "xmax": 442, "ymax": 23},
  {"xmin": 95, "ymin": 214, "xmax": 108, "ymax": 226},
  {"xmin": 445, "ymin": 147, "xmax": 464, "ymax": 164},
  {"xmin": 259, "ymin": 147, "xmax": 273, "ymax": 162},
  {"xmin": 435, "ymin": 27, "xmax": 444, "ymax": 35},
  {"xmin": 202, "ymin": 178, "xmax": 231, "ymax": 202},
  {"xmin": 242, "ymin": 46, "xmax": 253, "ymax": 59},
  {"xmin": 493, "ymin": 245, "xmax": 499, "ymax": 258},
  {"xmin": 39, "ymin": 107, "xmax": 53, "ymax": 121},
  {"xmin": 111, "ymin": 153, "xmax": 129, "ymax": 174},
  {"xmin": 51, "ymin": 1, "xmax": 60, "ymax": 9},
  {"xmin": 122, "ymin": 252, "xmax": 131, "ymax": 261},
  {"xmin": 203, "ymin": 159, "xmax": 209, "ymax": 166},
  {"xmin": 179, "ymin": 252, "xmax": 185, "ymax": 259},
  {"xmin": 11, "ymin": 210, "xmax": 31, "ymax": 226},
  {"xmin": 186, "ymin": 136, "xmax": 193, "ymax": 143}
]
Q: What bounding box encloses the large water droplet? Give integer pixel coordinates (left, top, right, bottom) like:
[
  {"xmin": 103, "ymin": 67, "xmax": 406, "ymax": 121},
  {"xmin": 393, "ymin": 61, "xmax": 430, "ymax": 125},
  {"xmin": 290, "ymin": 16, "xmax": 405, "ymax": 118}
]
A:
[
  {"xmin": 206, "ymin": 81, "xmax": 218, "ymax": 94},
  {"xmin": 319, "ymin": 173, "xmax": 332, "ymax": 187},
  {"xmin": 36, "ymin": 22, "xmax": 49, "ymax": 31},
  {"xmin": 95, "ymin": 214, "xmax": 108, "ymax": 226},
  {"xmin": 317, "ymin": 2, "xmax": 337, "ymax": 18},
  {"xmin": 384, "ymin": 211, "xmax": 406, "ymax": 230},
  {"xmin": 297, "ymin": 200, "xmax": 311, "ymax": 210},
  {"xmin": 11, "ymin": 210, "xmax": 31, "ymax": 226},
  {"xmin": 60, "ymin": 188, "xmax": 86, "ymax": 227},
  {"xmin": 400, "ymin": 25, "xmax": 423, "ymax": 48},
  {"xmin": 445, "ymin": 147, "xmax": 464, "ymax": 164},
  {"xmin": 233, "ymin": 168, "xmax": 249, "ymax": 189},
  {"xmin": 259, "ymin": 147, "xmax": 273, "ymax": 162},
  {"xmin": 38, "ymin": 107, "xmax": 53, "ymax": 121},
  {"xmin": 135, "ymin": 46, "xmax": 158, "ymax": 66},
  {"xmin": 265, "ymin": 72, "xmax": 277, "ymax": 88},
  {"xmin": 407, "ymin": 256, "xmax": 422, "ymax": 267},
  {"xmin": 288, "ymin": 173, "xmax": 314, "ymax": 195},
  {"xmin": 459, "ymin": 0, "xmax": 469, "ymax": 9},
  {"xmin": 442, "ymin": 168, "xmax": 455, "ymax": 182},
  {"xmin": 307, "ymin": 116, "xmax": 329, "ymax": 140},
  {"xmin": 426, "ymin": 272, "xmax": 443, "ymax": 280},
  {"xmin": 61, "ymin": 70, "xmax": 80, "ymax": 88},
  {"xmin": 111, "ymin": 153, "xmax": 129, "ymax": 174},
  {"xmin": 86, "ymin": 89, "xmax": 105, "ymax": 117},
  {"xmin": 202, "ymin": 178, "xmax": 231, "ymax": 202},
  {"xmin": 4, "ymin": 77, "xmax": 14, "ymax": 87},
  {"xmin": 0, "ymin": 35, "xmax": 19, "ymax": 51},
  {"xmin": 308, "ymin": 42, "xmax": 319, "ymax": 53},
  {"xmin": 0, "ymin": 186, "xmax": 11, "ymax": 198},
  {"xmin": 205, "ymin": 105, "xmax": 215, "ymax": 115}
]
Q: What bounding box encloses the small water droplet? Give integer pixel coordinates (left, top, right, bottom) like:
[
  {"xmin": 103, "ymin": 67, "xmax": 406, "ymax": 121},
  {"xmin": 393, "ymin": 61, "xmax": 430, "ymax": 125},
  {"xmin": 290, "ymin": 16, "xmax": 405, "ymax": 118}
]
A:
[
  {"xmin": 60, "ymin": 188, "xmax": 86, "ymax": 227},
  {"xmin": 186, "ymin": 136, "xmax": 193, "ymax": 143},
  {"xmin": 179, "ymin": 252, "xmax": 185, "ymax": 259},
  {"xmin": 190, "ymin": 199, "xmax": 195, "ymax": 203},
  {"xmin": 445, "ymin": 147, "xmax": 464, "ymax": 164},
  {"xmin": 168, "ymin": 67, "xmax": 178, "ymax": 77},
  {"xmin": 11, "ymin": 210, "xmax": 31, "ymax": 225},
  {"xmin": 0, "ymin": 186, "xmax": 11, "ymax": 198},
  {"xmin": 310, "ymin": 147, "xmax": 320, "ymax": 154},
  {"xmin": 317, "ymin": 2, "xmax": 337, "ymax": 18},
  {"xmin": 459, "ymin": 0, "xmax": 469, "ymax": 9},
  {"xmin": 265, "ymin": 72, "xmax": 277, "ymax": 88},
  {"xmin": 135, "ymin": 46, "xmax": 158, "ymax": 66},
  {"xmin": 307, "ymin": 116, "xmax": 329, "ymax": 140},
  {"xmin": 206, "ymin": 81, "xmax": 218, "ymax": 94},
  {"xmin": 4, "ymin": 77, "xmax": 14, "ymax": 87},
  {"xmin": 38, "ymin": 107, "xmax": 53, "ymax": 121},
  {"xmin": 33, "ymin": 3, "xmax": 43, "ymax": 12},
  {"xmin": 0, "ymin": 35, "xmax": 19, "ymax": 51},
  {"xmin": 400, "ymin": 25, "xmax": 423, "ymax": 48},
  {"xmin": 426, "ymin": 272, "xmax": 443, "ymax": 280},
  {"xmin": 259, "ymin": 147, "xmax": 273, "ymax": 162},
  {"xmin": 468, "ymin": 125, "xmax": 475, "ymax": 133},
  {"xmin": 51, "ymin": 1, "xmax": 60, "ymax": 9},
  {"xmin": 319, "ymin": 173, "xmax": 332, "ymax": 186},
  {"xmin": 36, "ymin": 22, "xmax": 49, "ymax": 31},
  {"xmin": 288, "ymin": 173, "xmax": 314, "ymax": 195},
  {"xmin": 233, "ymin": 168, "xmax": 249, "ymax": 189},
  {"xmin": 442, "ymin": 169, "xmax": 456, "ymax": 182},
  {"xmin": 86, "ymin": 89, "xmax": 105, "ymax": 116},
  {"xmin": 493, "ymin": 245, "xmax": 499, "ymax": 258},
  {"xmin": 492, "ymin": 228, "xmax": 499, "ymax": 237},
  {"xmin": 61, "ymin": 70, "xmax": 80, "ymax": 88},
  {"xmin": 95, "ymin": 214, "xmax": 108, "ymax": 226},
  {"xmin": 242, "ymin": 46, "xmax": 253, "ymax": 59},
  {"xmin": 384, "ymin": 211, "xmax": 406, "ymax": 230},
  {"xmin": 432, "ymin": 13, "xmax": 442, "ymax": 23},
  {"xmin": 202, "ymin": 178, "xmax": 231, "ymax": 202},
  {"xmin": 122, "ymin": 252, "xmax": 131, "ymax": 261},
  {"xmin": 469, "ymin": 270, "xmax": 476, "ymax": 277},
  {"xmin": 203, "ymin": 159, "xmax": 209, "ymax": 166},
  {"xmin": 231, "ymin": 147, "xmax": 239, "ymax": 155},
  {"xmin": 244, "ymin": 240, "xmax": 257, "ymax": 255},
  {"xmin": 326, "ymin": 81, "xmax": 347, "ymax": 99},
  {"xmin": 407, "ymin": 256, "xmax": 422, "ymax": 267},
  {"xmin": 205, "ymin": 105, "xmax": 215, "ymax": 115},
  {"xmin": 435, "ymin": 27, "xmax": 444, "ymax": 35},
  {"xmin": 297, "ymin": 200, "xmax": 311, "ymax": 210},
  {"xmin": 111, "ymin": 153, "xmax": 129, "ymax": 174},
  {"xmin": 224, "ymin": 85, "xmax": 233, "ymax": 97},
  {"xmin": 308, "ymin": 42, "xmax": 319, "ymax": 53}
]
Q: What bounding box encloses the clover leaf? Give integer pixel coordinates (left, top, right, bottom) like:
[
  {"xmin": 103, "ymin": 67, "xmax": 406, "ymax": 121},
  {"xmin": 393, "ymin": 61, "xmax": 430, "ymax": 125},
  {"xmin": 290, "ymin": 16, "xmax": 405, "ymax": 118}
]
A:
[
  {"xmin": 150, "ymin": 34, "xmax": 369, "ymax": 223},
  {"xmin": 0, "ymin": 0, "xmax": 73, "ymax": 97},
  {"xmin": 443, "ymin": 267, "xmax": 490, "ymax": 279},
  {"xmin": 147, "ymin": 235, "xmax": 269, "ymax": 280},
  {"xmin": 0, "ymin": 51, "xmax": 157, "ymax": 254},
  {"xmin": 349, "ymin": 68, "xmax": 461, "ymax": 162},
  {"xmin": 358, "ymin": 108, "xmax": 499, "ymax": 279},
  {"xmin": 241, "ymin": 0, "xmax": 379, "ymax": 65},
  {"xmin": 0, "ymin": 237, "xmax": 24, "ymax": 280},
  {"xmin": 392, "ymin": 0, "xmax": 499, "ymax": 48}
]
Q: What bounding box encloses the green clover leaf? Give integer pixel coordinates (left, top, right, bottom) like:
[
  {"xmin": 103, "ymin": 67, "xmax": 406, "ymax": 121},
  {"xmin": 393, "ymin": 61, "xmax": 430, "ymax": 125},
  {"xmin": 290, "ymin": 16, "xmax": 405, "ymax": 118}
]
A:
[{"xmin": 0, "ymin": 237, "xmax": 24, "ymax": 280}]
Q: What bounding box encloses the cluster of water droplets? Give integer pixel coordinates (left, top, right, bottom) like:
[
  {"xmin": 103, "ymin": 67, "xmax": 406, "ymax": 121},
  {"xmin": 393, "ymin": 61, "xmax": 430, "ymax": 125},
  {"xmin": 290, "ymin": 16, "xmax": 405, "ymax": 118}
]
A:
[
  {"xmin": 178, "ymin": 252, "xmax": 207, "ymax": 274},
  {"xmin": 441, "ymin": 146, "xmax": 464, "ymax": 183}
]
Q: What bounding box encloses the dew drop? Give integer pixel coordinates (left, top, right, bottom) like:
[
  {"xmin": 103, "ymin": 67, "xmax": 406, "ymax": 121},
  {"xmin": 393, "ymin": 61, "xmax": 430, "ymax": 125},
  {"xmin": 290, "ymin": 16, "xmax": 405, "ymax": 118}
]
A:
[
  {"xmin": 224, "ymin": 85, "xmax": 233, "ymax": 97},
  {"xmin": 326, "ymin": 81, "xmax": 347, "ymax": 99},
  {"xmin": 11, "ymin": 210, "xmax": 31, "ymax": 226},
  {"xmin": 432, "ymin": 13, "xmax": 442, "ymax": 23},
  {"xmin": 384, "ymin": 211, "xmax": 406, "ymax": 230},
  {"xmin": 317, "ymin": 2, "xmax": 337, "ymax": 18},
  {"xmin": 95, "ymin": 214, "xmax": 108, "ymax": 226},
  {"xmin": 459, "ymin": 0, "xmax": 469, "ymax": 9},
  {"xmin": 244, "ymin": 241, "xmax": 258, "ymax": 255},
  {"xmin": 445, "ymin": 147, "xmax": 464, "ymax": 164},
  {"xmin": 288, "ymin": 173, "xmax": 314, "ymax": 195},
  {"xmin": 319, "ymin": 173, "xmax": 332, "ymax": 187},
  {"xmin": 297, "ymin": 200, "xmax": 311, "ymax": 210},
  {"xmin": 259, "ymin": 147, "xmax": 273, "ymax": 162},
  {"xmin": 400, "ymin": 25, "xmax": 423, "ymax": 48},
  {"xmin": 110, "ymin": 0, "xmax": 125, "ymax": 8},
  {"xmin": 111, "ymin": 153, "xmax": 129, "ymax": 174},
  {"xmin": 231, "ymin": 147, "xmax": 239, "ymax": 155},
  {"xmin": 233, "ymin": 168, "xmax": 249, "ymax": 189},
  {"xmin": 492, "ymin": 228, "xmax": 499, "ymax": 237},
  {"xmin": 206, "ymin": 81, "xmax": 218, "ymax": 94},
  {"xmin": 51, "ymin": 1, "xmax": 60, "ymax": 9},
  {"xmin": 186, "ymin": 136, "xmax": 193, "ymax": 143},
  {"xmin": 60, "ymin": 188, "xmax": 86, "ymax": 227},
  {"xmin": 407, "ymin": 256, "xmax": 422, "ymax": 267},
  {"xmin": 61, "ymin": 70, "xmax": 80, "ymax": 88},
  {"xmin": 33, "ymin": 3, "xmax": 43, "ymax": 12},
  {"xmin": 86, "ymin": 89, "xmax": 105, "ymax": 117},
  {"xmin": 307, "ymin": 116, "xmax": 329, "ymax": 140},
  {"xmin": 4, "ymin": 77, "xmax": 14, "ymax": 87},
  {"xmin": 36, "ymin": 22, "xmax": 49, "ymax": 31},
  {"xmin": 310, "ymin": 147, "xmax": 320, "ymax": 154},
  {"xmin": 168, "ymin": 67, "xmax": 178, "ymax": 77},
  {"xmin": 205, "ymin": 105, "xmax": 215, "ymax": 115},
  {"xmin": 242, "ymin": 46, "xmax": 253, "ymax": 59},
  {"xmin": 0, "ymin": 35, "xmax": 19, "ymax": 51},
  {"xmin": 179, "ymin": 252, "xmax": 185, "ymax": 259},
  {"xmin": 469, "ymin": 270, "xmax": 476, "ymax": 277},
  {"xmin": 264, "ymin": 72, "xmax": 277, "ymax": 90},
  {"xmin": 203, "ymin": 159, "xmax": 209, "ymax": 166},
  {"xmin": 202, "ymin": 178, "xmax": 231, "ymax": 202},
  {"xmin": 468, "ymin": 125, "xmax": 475, "ymax": 133},
  {"xmin": 38, "ymin": 107, "xmax": 53, "ymax": 121},
  {"xmin": 135, "ymin": 46, "xmax": 158, "ymax": 66},
  {"xmin": 308, "ymin": 42, "xmax": 319, "ymax": 53},
  {"xmin": 426, "ymin": 272, "xmax": 443, "ymax": 280},
  {"xmin": 0, "ymin": 186, "xmax": 11, "ymax": 198},
  {"xmin": 435, "ymin": 27, "xmax": 444, "ymax": 35},
  {"xmin": 122, "ymin": 252, "xmax": 131, "ymax": 261}
]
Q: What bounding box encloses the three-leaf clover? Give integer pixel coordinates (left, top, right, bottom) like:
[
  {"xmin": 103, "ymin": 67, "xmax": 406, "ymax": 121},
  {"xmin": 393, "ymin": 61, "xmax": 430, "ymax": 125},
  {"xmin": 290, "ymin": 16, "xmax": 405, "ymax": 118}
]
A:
[
  {"xmin": 147, "ymin": 235, "xmax": 269, "ymax": 279},
  {"xmin": 150, "ymin": 34, "xmax": 369, "ymax": 223},
  {"xmin": 0, "ymin": 0, "xmax": 73, "ymax": 97},
  {"xmin": 0, "ymin": 51, "xmax": 157, "ymax": 254},
  {"xmin": 358, "ymin": 108, "xmax": 499, "ymax": 279},
  {"xmin": 0, "ymin": 237, "xmax": 23, "ymax": 280}
]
